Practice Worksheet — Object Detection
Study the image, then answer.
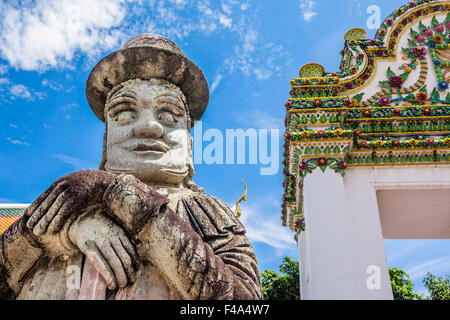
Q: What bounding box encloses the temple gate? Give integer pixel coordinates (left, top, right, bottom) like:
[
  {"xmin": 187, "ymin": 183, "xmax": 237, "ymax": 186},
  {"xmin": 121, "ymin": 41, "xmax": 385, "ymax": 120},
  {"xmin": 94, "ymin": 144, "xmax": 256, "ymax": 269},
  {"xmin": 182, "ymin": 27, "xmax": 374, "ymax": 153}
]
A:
[{"xmin": 281, "ymin": 0, "xmax": 450, "ymax": 299}]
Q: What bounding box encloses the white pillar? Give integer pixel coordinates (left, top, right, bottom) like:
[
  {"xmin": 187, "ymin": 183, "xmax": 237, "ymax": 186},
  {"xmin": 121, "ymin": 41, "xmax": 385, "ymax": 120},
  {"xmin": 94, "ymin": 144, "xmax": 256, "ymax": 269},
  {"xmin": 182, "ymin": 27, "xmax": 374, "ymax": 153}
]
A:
[{"xmin": 298, "ymin": 168, "xmax": 393, "ymax": 299}]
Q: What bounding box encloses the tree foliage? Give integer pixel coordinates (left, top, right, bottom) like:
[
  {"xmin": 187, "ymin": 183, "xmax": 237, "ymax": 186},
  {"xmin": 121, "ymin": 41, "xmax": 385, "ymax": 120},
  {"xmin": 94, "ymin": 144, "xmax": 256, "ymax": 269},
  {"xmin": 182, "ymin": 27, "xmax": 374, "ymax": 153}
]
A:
[
  {"xmin": 389, "ymin": 267, "xmax": 423, "ymax": 300},
  {"xmin": 390, "ymin": 267, "xmax": 450, "ymax": 300},
  {"xmin": 261, "ymin": 256, "xmax": 300, "ymax": 300},
  {"xmin": 261, "ymin": 259, "xmax": 449, "ymax": 300},
  {"xmin": 423, "ymin": 272, "xmax": 450, "ymax": 300}
]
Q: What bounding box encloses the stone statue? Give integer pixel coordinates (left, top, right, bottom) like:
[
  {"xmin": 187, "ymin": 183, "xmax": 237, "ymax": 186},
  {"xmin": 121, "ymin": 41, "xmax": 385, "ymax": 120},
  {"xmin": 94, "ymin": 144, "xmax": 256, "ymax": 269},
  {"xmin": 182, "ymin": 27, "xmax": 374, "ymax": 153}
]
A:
[{"xmin": 0, "ymin": 34, "xmax": 263, "ymax": 300}]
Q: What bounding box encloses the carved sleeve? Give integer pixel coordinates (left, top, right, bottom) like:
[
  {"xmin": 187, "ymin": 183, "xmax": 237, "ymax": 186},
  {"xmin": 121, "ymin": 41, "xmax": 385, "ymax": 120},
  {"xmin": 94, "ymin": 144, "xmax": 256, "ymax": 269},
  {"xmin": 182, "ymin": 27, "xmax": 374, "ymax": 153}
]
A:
[
  {"xmin": 103, "ymin": 174, "xmax": 263, "ymax": 300},
  {"xmin": 0, "ymin": 217, "xmax": 43, "ymax": 299}
]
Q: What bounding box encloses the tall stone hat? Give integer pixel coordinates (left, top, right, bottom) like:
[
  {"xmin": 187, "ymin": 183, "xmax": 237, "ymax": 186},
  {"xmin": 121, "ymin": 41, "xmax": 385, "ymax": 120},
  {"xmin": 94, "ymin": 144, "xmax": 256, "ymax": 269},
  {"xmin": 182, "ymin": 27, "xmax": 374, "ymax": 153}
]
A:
[{"xmin": 86, "ymin": 34, "xmax": 209, "ymax": 126}]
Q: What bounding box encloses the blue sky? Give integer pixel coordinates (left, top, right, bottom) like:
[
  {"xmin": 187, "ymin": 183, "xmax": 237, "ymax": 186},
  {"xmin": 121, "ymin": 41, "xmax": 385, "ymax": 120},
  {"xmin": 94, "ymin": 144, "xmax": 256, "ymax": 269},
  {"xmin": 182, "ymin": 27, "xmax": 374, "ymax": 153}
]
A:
[{"xmin": 0, "ymin": 0, "xmax": 448, "ymax": 297}]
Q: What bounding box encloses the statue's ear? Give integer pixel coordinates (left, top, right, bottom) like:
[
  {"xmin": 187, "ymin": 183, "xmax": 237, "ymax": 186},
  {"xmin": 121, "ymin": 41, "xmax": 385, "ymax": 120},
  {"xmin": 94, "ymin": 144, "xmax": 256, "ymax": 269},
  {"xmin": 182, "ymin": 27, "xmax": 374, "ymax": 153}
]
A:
[
  {"xmin": 98, "ymin": 131, "xmax": 107, "ymax": 171},
  {"xmin": 183, "ymin": 135, "xmax": 204, "ymax": 192},
  {"xmin": 187, "ymin": 136, "xmax": 195, "ymax": 178}
]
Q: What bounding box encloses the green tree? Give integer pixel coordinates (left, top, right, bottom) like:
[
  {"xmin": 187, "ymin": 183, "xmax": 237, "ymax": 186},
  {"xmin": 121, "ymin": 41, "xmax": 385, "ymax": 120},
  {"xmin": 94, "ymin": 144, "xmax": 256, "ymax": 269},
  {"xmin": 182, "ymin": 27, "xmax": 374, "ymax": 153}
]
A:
[
  {"xmin": 389, "ymin": 267, "xmax": 423, "ymax": 300},
  {"xmin": 261, "ymin": 256, "xmax": 300, "ymax": 300},
  {"xmin": 423, "ymin": 272, "xmax": 450, "ymax": 300}
]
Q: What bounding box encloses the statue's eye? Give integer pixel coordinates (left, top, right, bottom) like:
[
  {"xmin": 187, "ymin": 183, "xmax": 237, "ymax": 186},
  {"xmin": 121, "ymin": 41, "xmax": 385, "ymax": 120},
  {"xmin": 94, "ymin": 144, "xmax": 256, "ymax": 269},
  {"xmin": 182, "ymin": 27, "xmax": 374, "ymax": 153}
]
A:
[
  {"xmin": 157, "ymin": 111, "xmax": 177, "ymax": 126},
  {"xmin": 115, "ymin": 110, "xmax": 135, "ymax": 124}
]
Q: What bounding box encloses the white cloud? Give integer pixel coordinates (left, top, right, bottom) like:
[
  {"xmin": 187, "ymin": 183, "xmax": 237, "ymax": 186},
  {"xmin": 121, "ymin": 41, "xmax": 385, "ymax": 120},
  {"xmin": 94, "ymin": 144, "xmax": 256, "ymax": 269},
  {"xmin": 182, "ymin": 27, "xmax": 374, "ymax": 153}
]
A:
[
  {"xmin": 235, "ymin": 110, "xmax": 283, "ymax": 129},
  {"xmin": 6, "ymin": 137, "xmax": 29, "ymax": 146},
  {"xmin": 221, "ymin": 4, "xmax": 231, "ymax": 15},
  {"xmin": 242, "ymin": 28, "xmax": 258, "ymax": 53},
  {"xmin": 4, "ymin": 82, "xmax": 46, "ymax": 101},
  {"xmin": 405, "ymin": 256, "xmax": 450, "ymax": 281},
  {"xmin": 299, "ymin": 0, "xmax": 317, "ymax": 22},
  {"xmin": 233, "ymin": 197, "xmax": 296, "ymax": 250},
  {"xmin": 60, "ymin": 103, "xmax": 78, "ymax": 111},
  {"xmin": 385, "ymin": 239, "xmax": 426, "ymax": 265},
  {"xmin": 0, "ymin": 1, "xmax": 287, "ymax": 83},
  {"xmin": 42, "ymin": 78, "xmax": 64, "ymax": 91},
  {"xmin": 209, "ymin": 74, "xmax": 223, "ymax": 94},
  {"xmin": 253, "ymin": 68, "xmax": 272, "ymax": 81},
  {"xmin": 135, "ymin": 0, "xmax": 237, "ymax": 40},
  {"xmin": 0, "ymin": 77, "xmax": 11, "ymax": 85},
  {"xmin": 9, "ymin": 84, "xmax": 32, "ymax": 100},
  {"xmin": 0, "ymin": 65, "xmax": 8, "ymax": 74},
  {"xmin": 50, "ymin": 153, "xmax": 97, "ymax": 170},
  {"xmin": 223, "ymin": 25, "xmax": 284, "ymax": 81},
  {"xmin": 218, "ymin": 14, "xmax": 233, "ymax": 28},
  {"xmin": 168, "ymin": 0, "xmax": 188, "ymax": 8},
  {"xmin": 0, "ymin": 0, "xmax": 128, "ymax": 71},
  {"xmin": 131, "ymin": 1, "xmax": 286, "ymax": 82}
]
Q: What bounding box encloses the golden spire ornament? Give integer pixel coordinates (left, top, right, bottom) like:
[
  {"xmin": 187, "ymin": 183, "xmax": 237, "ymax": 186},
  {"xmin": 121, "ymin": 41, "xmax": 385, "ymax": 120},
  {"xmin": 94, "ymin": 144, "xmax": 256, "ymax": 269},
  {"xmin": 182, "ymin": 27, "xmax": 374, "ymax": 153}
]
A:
[{"xmin": 235, "ymin": 180, "xmax": 247, "ymax": 218}]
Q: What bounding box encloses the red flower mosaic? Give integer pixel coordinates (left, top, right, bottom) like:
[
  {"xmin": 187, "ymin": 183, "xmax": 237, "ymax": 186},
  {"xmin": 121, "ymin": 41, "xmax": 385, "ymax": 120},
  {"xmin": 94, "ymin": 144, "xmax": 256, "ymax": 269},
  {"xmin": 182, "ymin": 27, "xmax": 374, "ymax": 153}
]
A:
[
  {"xmin": 317, "ymin": 158, "xmax": 327, "ymax": 166},
  {"xmin": 362, "ymin": 109, "xmax": 372, "ymax": 117},
  {"xmin": 313, "ymin": 99, "xmax": 323, "ymax": 107},
  {"xmin": 388, "ymin": 76, "xmax": 404, "ymax": 88}
]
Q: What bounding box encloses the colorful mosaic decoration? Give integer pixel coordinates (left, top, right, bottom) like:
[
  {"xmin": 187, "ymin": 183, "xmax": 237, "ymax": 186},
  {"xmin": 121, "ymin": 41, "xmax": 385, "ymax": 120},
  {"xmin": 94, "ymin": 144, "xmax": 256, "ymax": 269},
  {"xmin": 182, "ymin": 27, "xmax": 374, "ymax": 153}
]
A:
[
  {"xmin": 282, "ymin": 0, "xmax": 450, "ymax": 234},
  {"xmin": 344, "ymin": 28, "xmax": 367, "ymax": 41},
  {"xmin": 0, "ymin": 208, "xmax": 24, "ymax": 235},
  {"xmin": 299, "ymin": 63, "xmax": 325, "ymax": 78}
]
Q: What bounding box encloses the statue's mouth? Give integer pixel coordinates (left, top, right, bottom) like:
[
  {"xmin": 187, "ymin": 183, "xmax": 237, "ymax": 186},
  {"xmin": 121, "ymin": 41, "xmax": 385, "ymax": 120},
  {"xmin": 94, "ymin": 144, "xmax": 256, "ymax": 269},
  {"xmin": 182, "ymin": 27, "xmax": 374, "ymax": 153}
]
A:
[{"xmin": 125, "ymin": 141, "xmax": 170, "ymax": 155}]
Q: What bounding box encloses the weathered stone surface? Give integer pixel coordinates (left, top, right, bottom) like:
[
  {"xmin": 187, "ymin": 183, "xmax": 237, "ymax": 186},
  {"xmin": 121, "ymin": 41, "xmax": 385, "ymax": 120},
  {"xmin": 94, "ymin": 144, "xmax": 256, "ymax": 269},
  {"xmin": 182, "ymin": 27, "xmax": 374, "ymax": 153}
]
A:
[
  {"xmin": 78, "ymin": 260, "xmax": 106, "ymax": 300},
  {"xmin": 86, "ymin": 34, "xmax": 209, "ymax": 126}
]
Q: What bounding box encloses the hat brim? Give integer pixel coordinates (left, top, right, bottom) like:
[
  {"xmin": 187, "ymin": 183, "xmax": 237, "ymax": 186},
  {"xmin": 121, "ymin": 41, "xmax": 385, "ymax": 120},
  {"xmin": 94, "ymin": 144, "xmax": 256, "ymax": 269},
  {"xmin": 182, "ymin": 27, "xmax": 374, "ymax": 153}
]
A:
[{"xmin": 86, "ymin": 46, "xmax": 209, "ymax": 126}]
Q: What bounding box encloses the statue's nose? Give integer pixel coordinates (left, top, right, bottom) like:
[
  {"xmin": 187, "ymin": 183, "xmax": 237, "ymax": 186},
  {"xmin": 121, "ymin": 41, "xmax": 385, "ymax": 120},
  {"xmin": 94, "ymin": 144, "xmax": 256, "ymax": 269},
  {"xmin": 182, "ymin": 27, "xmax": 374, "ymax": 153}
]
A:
[{"xmin": 133, "ymin": 114, "xmax": 164, "ymax": 139}]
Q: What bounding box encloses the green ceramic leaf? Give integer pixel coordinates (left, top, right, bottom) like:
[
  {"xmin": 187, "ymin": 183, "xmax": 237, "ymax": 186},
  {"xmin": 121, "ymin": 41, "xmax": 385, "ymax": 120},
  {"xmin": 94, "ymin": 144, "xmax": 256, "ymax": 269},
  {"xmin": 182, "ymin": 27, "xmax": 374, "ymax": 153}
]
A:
[
  {"xmin": 418, "ymin": 21, "xmax": 427, "ymax": 33},
  {"xmin": 408, "ymin": 39, "xmax": 416, "ymax": 48},
  {"xmin": 431, "ymin": 16, "xmax": 439, "ymax": 27},
  {"xmin": 399, "ymin": 72, "xmax": 410, "ymax": 81},
  {"xmin": 386, "ymin": 66, "xmax": 396, "ymax": 78},
  {"xmin": 393, "ymin": 123, "xmax": 398, "ymax": 132},
  {"xmin": 353, "ymin": 93, "xmax": 365, "ymax": 103},
  {"xmin": 329, "ymin": 113, "xmax": 336, "ymax": 122},
  {"xmin": 431, "ymin": 87, "xmax": 440, "ymax": 101},
  {"xmin": 402, "ymin": 47, "xmax": 412, "ymax": 56},
  {"xmin": 379, "ymin": 80, "xmax": 390, "ymax": 88},
  {"xmin": 405, "ymin": 94, "xmax": 416, "ymax": 103}
]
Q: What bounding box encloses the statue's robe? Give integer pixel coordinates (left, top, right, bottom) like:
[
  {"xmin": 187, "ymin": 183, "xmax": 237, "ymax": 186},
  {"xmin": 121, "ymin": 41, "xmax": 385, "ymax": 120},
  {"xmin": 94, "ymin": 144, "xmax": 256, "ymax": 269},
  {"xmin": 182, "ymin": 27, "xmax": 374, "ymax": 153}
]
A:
[{"xmin": 0, "ymin": 174, "xmax": 262, "ymax": 300}]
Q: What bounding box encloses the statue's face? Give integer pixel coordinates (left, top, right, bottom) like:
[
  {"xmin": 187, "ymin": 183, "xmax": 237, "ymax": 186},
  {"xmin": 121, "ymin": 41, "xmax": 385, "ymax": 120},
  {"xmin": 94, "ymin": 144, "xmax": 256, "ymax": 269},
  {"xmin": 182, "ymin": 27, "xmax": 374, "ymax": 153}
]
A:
[{"xmin": 104, "ymin": 80, "xmax": 191, "ymax": 185}]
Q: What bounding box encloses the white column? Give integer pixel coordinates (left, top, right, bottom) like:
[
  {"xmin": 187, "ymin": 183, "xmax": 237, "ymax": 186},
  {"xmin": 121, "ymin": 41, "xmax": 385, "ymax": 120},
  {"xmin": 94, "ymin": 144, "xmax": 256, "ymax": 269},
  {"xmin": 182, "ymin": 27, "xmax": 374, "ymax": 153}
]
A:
[
  {"xmin": 299, "ymin": 168, "xmax": 393, "ymax": 299},
  {"xmin": 297, "ymin": 224, "xmax": 310, "ymax": 299},
  {"xmin": 343, "ymin": 168, "xmax": 393, "ymax": 299}
]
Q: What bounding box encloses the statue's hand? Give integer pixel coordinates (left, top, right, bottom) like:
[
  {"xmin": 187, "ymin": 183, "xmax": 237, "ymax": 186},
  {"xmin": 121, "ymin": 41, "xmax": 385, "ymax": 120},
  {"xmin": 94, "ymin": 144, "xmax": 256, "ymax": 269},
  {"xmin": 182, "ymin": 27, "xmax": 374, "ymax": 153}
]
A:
[
  {"xmin": 24, "ymin": 170, "xmax": 117, "ymax": 236},
  {"xmin": 69, "ymin": 211, "xmax": 139, "ymax": 290}
]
